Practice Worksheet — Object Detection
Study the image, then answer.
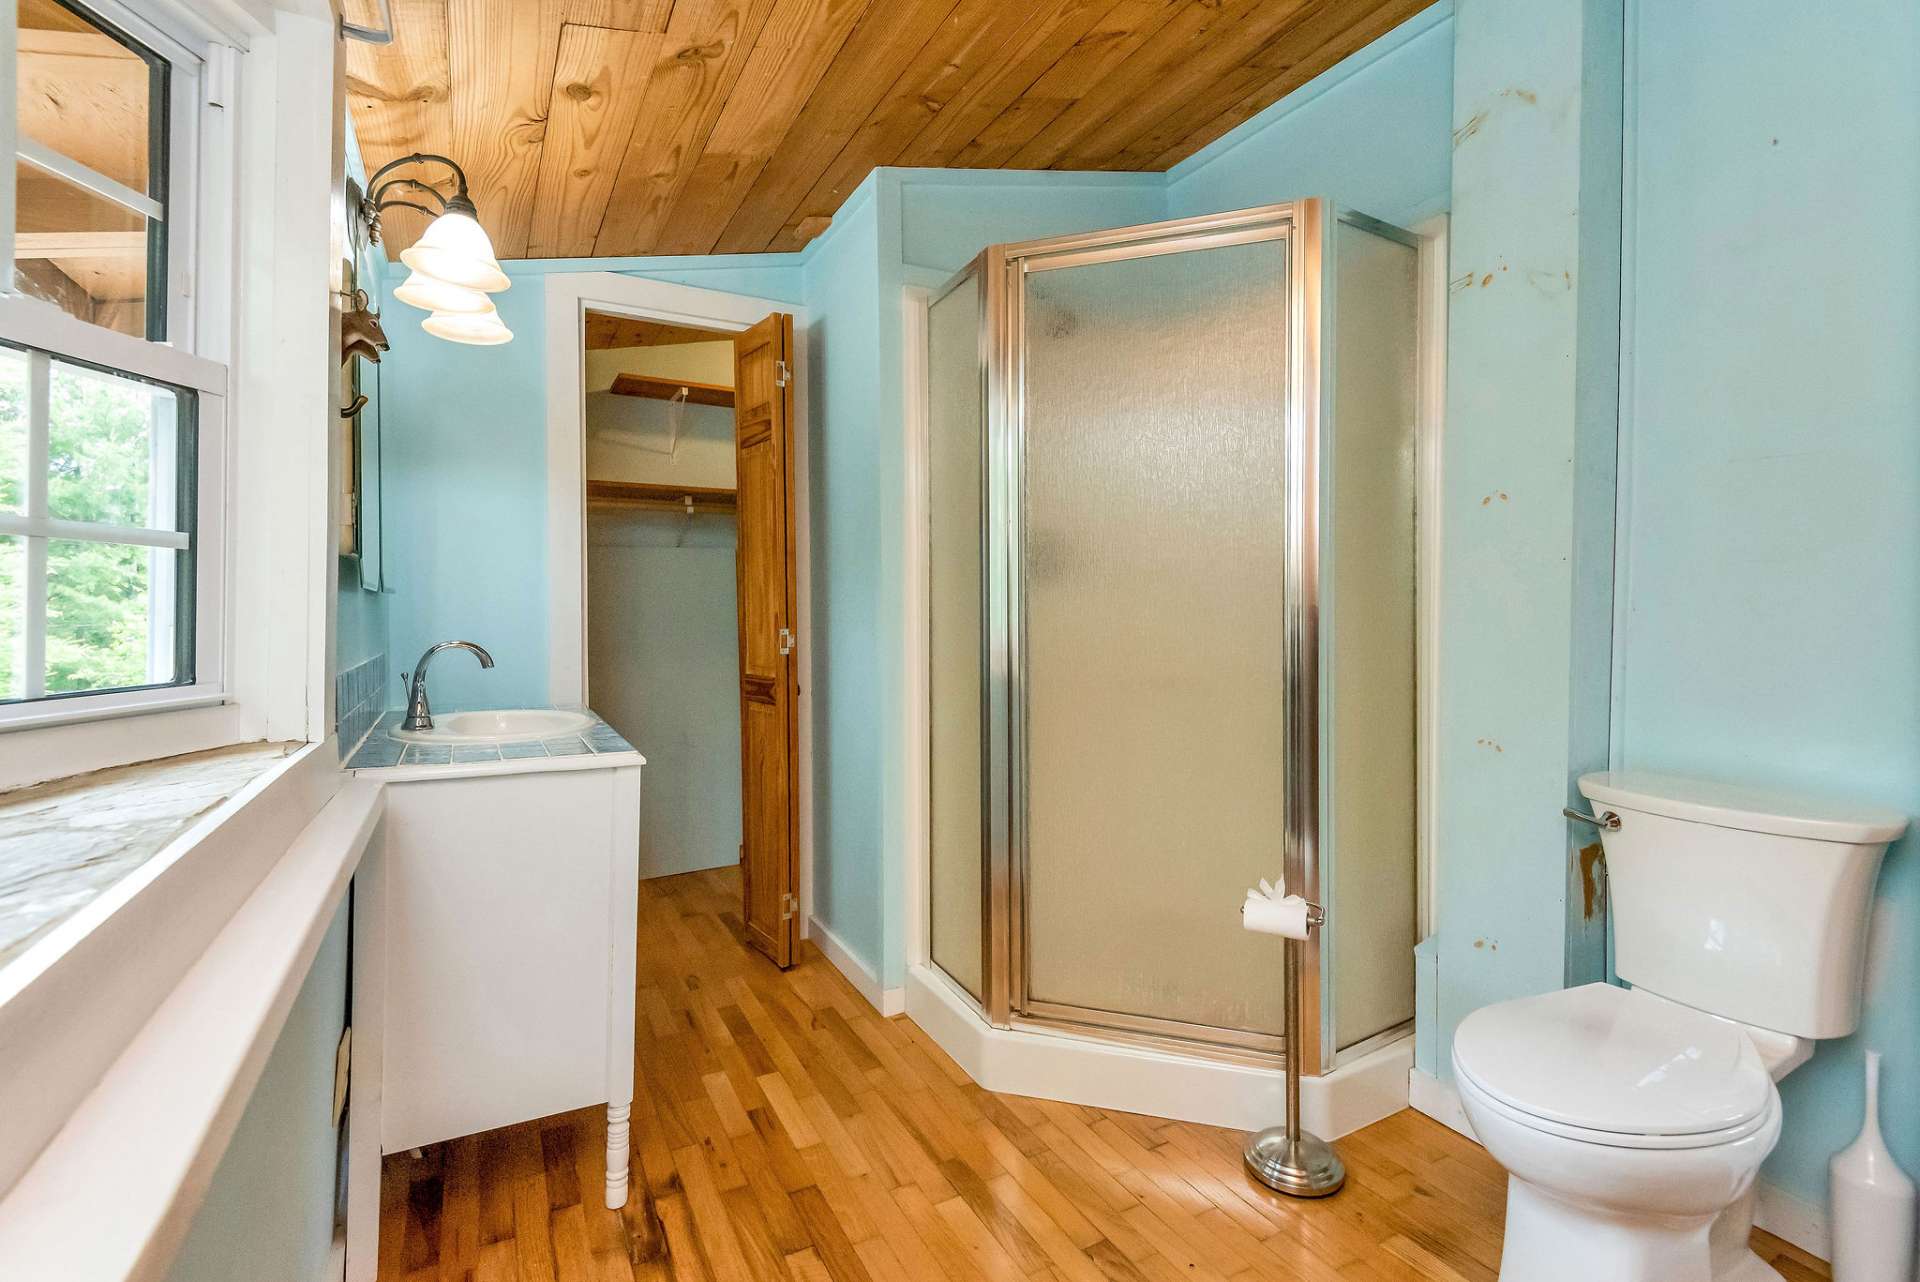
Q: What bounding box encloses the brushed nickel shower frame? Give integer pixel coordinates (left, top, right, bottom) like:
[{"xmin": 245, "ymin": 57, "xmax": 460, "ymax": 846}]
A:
[{"xmin": 928, "ymin": 201, "xmax": 1337, "ymax": 1074}]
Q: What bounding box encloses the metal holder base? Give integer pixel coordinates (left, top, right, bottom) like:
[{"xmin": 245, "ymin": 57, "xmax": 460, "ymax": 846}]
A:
[
  {"xmin": 1241, "ymin": 922, "xmax": 1344, "ymax": 1198},
  {"xmin": 1244, "ymin": 1125, "xmax": 1345, "ymax": 1198}
]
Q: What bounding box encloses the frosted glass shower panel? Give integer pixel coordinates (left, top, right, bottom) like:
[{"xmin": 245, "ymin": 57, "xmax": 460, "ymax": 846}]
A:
[
  {"xmin": 927, "ymin": 273, "xmax": 986, "ymax": 1000},
  {"xmin": 1020, "ymin": 238, "xmax": 1290, "ymax": 1036},
  {"xmin": 1327, "ymin": 219, "xmax": 1420, "ymax": 1050}
]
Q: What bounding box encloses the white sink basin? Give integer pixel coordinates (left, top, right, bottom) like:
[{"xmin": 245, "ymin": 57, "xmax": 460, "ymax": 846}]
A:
[{"xmin": 390, "ymin": 708, "xmax": 595, "ymax": 744}]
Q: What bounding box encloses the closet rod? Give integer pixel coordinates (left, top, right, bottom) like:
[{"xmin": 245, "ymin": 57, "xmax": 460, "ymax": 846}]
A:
[{"xmin": 586, "ymin": 480, "xmax": 738, "ymax": 514}]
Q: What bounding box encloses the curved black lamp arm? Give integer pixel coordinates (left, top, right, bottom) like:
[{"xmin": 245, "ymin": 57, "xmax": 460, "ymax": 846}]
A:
[{"xmin": 359, "ymin": 152, "xmax": 477, "ymax": 244}]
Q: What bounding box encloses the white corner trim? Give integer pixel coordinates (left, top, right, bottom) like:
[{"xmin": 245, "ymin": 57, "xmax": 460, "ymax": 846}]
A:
[
  {"xmin": 906, "ymin": 964, "xmax": 1407, "ymax": 1137},
  {"xmin": 899, "ymin": 285, "xmax": 932, "ymax": 973},
  {"xmin": 1408, "ymin": 1066, "xmax": 1477, "ymax": 1140},
  {"xmin": 810, "ymin": 917, "xmax": 905, "ymax": 1017},
  {"xmin": 1408, "ymin": 1068, "xmax": 1831, "ymax": 1264}
]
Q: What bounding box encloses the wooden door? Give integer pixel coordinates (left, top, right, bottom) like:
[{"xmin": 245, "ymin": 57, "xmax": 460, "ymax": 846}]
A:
[{"xmin": 733, "ymin": 313, "xmax": 800, "ymax": 967}]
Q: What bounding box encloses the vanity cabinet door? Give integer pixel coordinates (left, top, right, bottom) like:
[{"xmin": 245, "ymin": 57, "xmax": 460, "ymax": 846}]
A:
[{"xmin": 376, "ymin": 772, "xmax": 614, "ymax": 1153}]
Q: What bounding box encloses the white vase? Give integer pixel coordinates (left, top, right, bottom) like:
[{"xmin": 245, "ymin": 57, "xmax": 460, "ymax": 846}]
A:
[{"xmin": 1830, "ymin": 1050, "xmax": 1917, "ymax": 1282}]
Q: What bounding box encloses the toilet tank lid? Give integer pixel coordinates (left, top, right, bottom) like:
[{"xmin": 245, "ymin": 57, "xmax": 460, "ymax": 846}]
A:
[{"xmin": 1579, "ymin": 771, "xmax": 1908, "ymax": 844}]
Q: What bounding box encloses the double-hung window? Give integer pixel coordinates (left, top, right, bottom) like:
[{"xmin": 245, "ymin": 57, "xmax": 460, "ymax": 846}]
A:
[{"xmin": 0, "ymin": 0, "xmax": 230, "ymax": 728}]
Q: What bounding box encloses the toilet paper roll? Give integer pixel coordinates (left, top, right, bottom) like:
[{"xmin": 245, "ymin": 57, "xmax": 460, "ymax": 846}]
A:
[{"xmin": 1241, "ymin": 893, "xmax": 1311, "ymax": 940}]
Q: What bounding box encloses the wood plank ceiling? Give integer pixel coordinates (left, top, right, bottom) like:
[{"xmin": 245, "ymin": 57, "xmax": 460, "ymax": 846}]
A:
[{"xmin": 345, "ymin": 0, "xmax": 1433, "ymax": 260}]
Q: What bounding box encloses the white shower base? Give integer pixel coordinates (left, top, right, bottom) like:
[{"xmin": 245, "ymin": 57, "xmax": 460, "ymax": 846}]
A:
[{"xmin": 904, "ymin": 963, "xmax": 1412, "ymax": 1137}]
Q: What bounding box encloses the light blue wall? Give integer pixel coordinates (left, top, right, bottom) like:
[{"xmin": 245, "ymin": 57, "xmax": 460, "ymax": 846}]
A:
[
  {"xmin": 1616, "ymin": 0, "xmax": 1920, "ymax": 1208},
  {"xmin": 1164, "ymin": 4, "xmax": 1455, "ymax": 228},
  {"xmin": 164, "ymin": 904, "xmax": 348, "ymax": 1282},
  {"xmin": 799, "ymin": 182, "xmax": 887, "ymax": 967},
  {"xmin": 380, "ymin": 255, "xmax": 803, "ymax": 713},
  {"xmin": 337, "ymin": 559, "xmax": 386, "ymax": 671},
  {"xmin": 339, "ymin": 123, "xmax": 391, "ymax": 679}
]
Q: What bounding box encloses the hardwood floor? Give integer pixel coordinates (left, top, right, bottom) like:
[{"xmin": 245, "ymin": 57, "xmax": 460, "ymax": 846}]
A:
[{"xmin": 378, "ymin": 867, "xmax": 1829, "ymax": 1282}]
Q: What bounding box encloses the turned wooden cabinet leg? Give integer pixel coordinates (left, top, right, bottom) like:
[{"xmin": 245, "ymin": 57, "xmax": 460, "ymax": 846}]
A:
[{"xmin": 604, "ymin": 1102, "xmax": 631, "ymax": 1209}]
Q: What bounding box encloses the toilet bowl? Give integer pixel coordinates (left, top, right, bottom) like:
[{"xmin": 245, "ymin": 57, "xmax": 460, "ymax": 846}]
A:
[
  {"xmin": 1454, "ymin": 984, "xmax": 1787, "ymax": 1282},
  {"xmin": 1451, "ymin": 770, "xmax": 1906, "ymax": 1282}
]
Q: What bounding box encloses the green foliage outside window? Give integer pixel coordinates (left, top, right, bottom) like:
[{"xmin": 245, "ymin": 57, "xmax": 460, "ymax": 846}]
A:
[{"xmin": 0, "ymin": 358, "xmax": 181, "ymax": 702}]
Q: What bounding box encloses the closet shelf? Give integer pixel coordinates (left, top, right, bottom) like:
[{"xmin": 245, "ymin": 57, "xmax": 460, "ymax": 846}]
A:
[
  {"xmin": 608, "ymin": 373, "xmax": 735, "ymax": 408},
  {"xmin": 586, "ymin": 480, "xmax": 738, "ymax": 514}
]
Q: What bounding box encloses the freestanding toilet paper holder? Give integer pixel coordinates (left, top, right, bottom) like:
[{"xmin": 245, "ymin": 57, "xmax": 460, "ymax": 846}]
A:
[{"xmin": 1243, "ymin": 897, "xmax": 1345, "ymax": 1198}]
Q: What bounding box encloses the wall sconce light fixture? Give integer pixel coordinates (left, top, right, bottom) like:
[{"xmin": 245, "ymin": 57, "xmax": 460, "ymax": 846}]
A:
[{"xmin": 360, "ymin": 152, "xmax": 513, "ymax": 346}]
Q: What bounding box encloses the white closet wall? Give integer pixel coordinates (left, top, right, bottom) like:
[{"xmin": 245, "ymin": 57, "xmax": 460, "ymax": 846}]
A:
[{"xmin": 588, "ymin": 510, "xmax": 741, "ymax": 879}]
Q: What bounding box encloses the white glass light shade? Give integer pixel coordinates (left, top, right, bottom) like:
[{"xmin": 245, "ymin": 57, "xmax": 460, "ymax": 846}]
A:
[
  {"xmin": 399, "ymin": 210, "xmax": 510, "ymax": 293},
  {"xmin": 422, "ymin": 301, "xmax": 513, "ymax": 346},
  {"xmin": 392, "ymin": 270, "xmax": 492, "ymax": 314}
]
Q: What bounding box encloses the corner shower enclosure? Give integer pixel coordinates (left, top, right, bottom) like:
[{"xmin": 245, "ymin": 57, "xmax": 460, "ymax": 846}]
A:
[{"xmin": 925, "ymin": 201, "xmax": 1420, "ymax": 1077}]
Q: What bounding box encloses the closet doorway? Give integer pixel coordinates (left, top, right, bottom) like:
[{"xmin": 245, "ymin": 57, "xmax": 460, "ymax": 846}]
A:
[{"xmin": 580, "ymin": 307, "xmax": 802, "ymax": 968}]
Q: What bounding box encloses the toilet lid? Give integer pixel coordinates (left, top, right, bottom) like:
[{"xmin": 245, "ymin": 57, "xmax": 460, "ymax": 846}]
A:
[{"xmin": 1452, "ymin": 984, "xmax": 1773, "ymax": 1138}]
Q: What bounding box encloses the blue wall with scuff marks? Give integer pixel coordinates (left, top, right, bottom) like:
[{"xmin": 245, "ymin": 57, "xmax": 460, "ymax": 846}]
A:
[{"xmin": 1612, "ymin": 0, "xmax": 1920, "ymax": 1210}]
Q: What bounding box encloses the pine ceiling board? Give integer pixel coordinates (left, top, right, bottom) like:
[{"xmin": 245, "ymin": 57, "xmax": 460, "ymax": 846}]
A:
[
  {"xmin": 889, "ymin": 0, "xmax": 1116, "ymax": 169},
  {"xmin": 945, "ymin": 0, "xmax": 1190, "ymax": 169},
  {"xmin": 354, "ymin": 0, "xmax": 1440, "ymax": 258},
  {"xmin": 1098, "ymin": 0, "xmax": 1350, "ymax": 170},
  {"xmin": 448, "ymin": 0, "xmax": 573, "ymax": 260},
  {"xmin": 647, "ymin": 0, "xmax": 874, "ymax": 255},
  {"xmin": 708, "ymin": 0, "xmax": 963, "ymax": 253},
  {"xmin": 345, "ymin": 0, "xmax": 452, "ymax": 252},
  {"xmin": 528, "ymin": 25, "xmax": 666, "ymax": 257},
  {"xmin": 1111, "ymin": 0, "xmax": 1415, "ymax": 169},
  {"xmin": 1045, "ymin": 0, "xmax": 1318, "ymax": 170},
  {"xmin": 584, "ymin": 313, "xmax": 729, "ymax": 347},
  {"xmin": 1003, "ymin": 0, "xmax": 1274, "ymax": 170},
  {"xmin": 564, "ymin": 0, "xmax": 675, "ymax": 27},
  {"xmin": 590, "ymin": 0, "xmax": 783, "ymax": 257},
  {"xmin": 1145, "ymin": 0, "xmax": 1432, "ymax": 168},
  {"xmin": 761, "ymin": 0, "xmax": 1060, "ymax": 252}
]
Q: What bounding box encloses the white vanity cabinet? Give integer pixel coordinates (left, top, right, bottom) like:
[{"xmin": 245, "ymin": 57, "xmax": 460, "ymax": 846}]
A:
[{"xmin": 346, "ymin": 739, "xmax": 641, "ymax": 1280}]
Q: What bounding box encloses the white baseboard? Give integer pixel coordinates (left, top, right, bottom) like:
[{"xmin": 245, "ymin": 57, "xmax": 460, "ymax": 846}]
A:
[
  {"xmin": 905, "ymin": 963, "xmax": 1408, "ymax": 1137},
  {"xmin": 1407, "ymin": 1068, "xmax": 1830, "ymax": 1263},
  {"xmin": 808, "ymin": 917, "xmax": 905, "ymax": 1017},
  {"xmin": 1755, "ymin": 1180, "xmax": 1829, "ymax": 1262}
]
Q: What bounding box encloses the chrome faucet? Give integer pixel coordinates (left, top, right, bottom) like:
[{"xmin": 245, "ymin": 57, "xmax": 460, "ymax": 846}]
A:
[{"xmin": 400, "ymin": 640, "xmax": 495, "ymax": 731}]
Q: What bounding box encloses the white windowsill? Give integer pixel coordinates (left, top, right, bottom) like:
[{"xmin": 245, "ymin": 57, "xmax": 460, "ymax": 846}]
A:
[
  {"xmin": 0, "ymin": 778, "xmax": 383, "ymax": 1281},
  {"xmin": 0, "ymin": 740, "xmax": 345, "ymax": 1209}
]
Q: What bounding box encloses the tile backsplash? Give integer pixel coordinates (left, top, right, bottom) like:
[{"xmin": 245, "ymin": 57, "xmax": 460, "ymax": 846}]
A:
[{"xmin": 335, "ymin": 652, "xmax": 388, "ymax": 759}]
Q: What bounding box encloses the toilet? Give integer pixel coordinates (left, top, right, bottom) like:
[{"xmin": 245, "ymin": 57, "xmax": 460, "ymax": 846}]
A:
[{"xmin": 1452, "ymin": 771, "xmax": 1907, "ymax": 1282}]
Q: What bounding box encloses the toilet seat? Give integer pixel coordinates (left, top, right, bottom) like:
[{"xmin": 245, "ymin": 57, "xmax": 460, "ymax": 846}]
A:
[
  {"xmin": 1456, "ymin": 1065, "xmax": 1775, "ymax": 1151},
  {"xmin": 1454, "ymin": 983, "xmax": 1774, "ymax": 1149}
]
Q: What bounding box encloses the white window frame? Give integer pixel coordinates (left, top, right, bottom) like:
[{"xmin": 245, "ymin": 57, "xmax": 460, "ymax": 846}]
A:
[{"xmin": 0, "ymin": 0, "xmax": 237, "ymax": 732}]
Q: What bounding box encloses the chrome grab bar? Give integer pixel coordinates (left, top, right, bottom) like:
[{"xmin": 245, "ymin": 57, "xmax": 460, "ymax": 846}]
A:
[{"xmin": 1563, "ymin": 807, "xmax": 1621, "ymax": 831}]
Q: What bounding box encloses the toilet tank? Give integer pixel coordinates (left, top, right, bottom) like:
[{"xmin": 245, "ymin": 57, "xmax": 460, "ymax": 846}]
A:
[{"xmin": 1579, "ymin": 771, "xmax": 1906, "ymax": 1039}]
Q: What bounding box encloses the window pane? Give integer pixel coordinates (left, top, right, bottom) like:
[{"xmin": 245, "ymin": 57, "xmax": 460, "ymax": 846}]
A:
[
  {"xmin": 0, "ymin": 348, "xmax": 24, "ymax": 513},
  {"xmin": 16, "ymin": 0, "xmax": 156, "ymax": 196},
  {"xmin": 13, "ymin": 0, "xmax": 166, "ymax": 341},
  {"xmin": 45, "ymin": 537, "xmax": 178, "ymax": 693},
  {"xmin": 0, "ymin": 535, "xmax": 21, "ymax": 700},
  {"xmin": 46, "ymin": 358, "xmax": 178, "ymax": 528},
  {"xmin": 13, "ymin": 160, "xmax": 151, "ymax": 339}
]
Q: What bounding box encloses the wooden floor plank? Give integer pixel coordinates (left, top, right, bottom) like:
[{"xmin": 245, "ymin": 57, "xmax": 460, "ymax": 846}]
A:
[{"xmin": 377, "ymin": 867, "xmax": 1831, "ymax": 1281}]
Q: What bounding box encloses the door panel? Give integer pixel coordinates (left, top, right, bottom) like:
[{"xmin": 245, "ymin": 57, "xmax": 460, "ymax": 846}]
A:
[{"xmin": 733, "ymin": 313, "xmax": 799, "ymax": 967}]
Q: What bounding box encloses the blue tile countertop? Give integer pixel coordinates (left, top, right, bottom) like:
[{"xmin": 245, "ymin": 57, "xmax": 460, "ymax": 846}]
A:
[{"xmin": 344, "ymin": 709, "xmax": 640, "ymax": 772}]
